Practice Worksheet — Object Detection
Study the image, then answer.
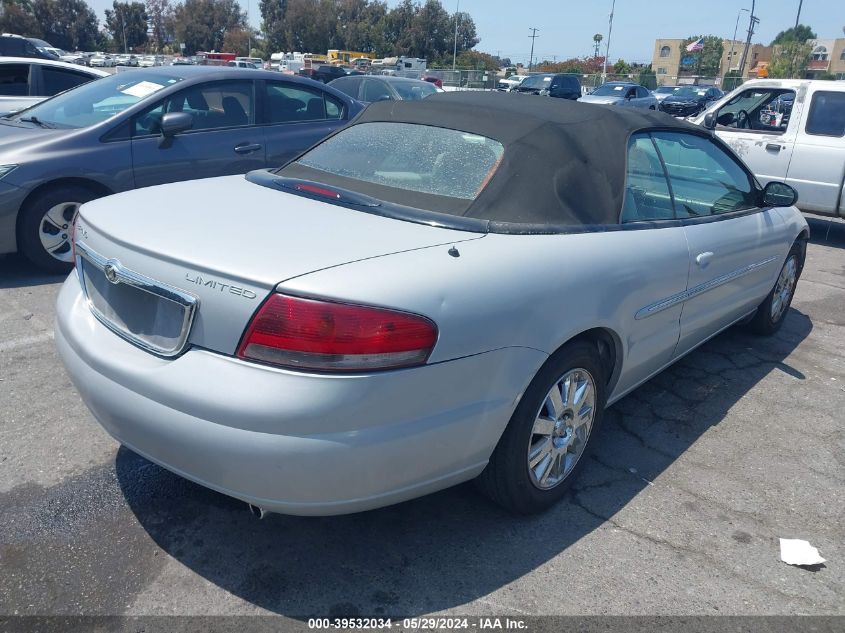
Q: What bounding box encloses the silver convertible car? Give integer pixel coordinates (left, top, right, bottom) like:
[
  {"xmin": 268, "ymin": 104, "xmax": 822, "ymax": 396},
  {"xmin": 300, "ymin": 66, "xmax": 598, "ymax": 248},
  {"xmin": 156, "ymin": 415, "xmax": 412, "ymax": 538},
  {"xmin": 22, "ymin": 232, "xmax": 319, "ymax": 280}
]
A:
[{"xmin": 56, "ymin": 92, "xmax": 808, "ymax": 516}]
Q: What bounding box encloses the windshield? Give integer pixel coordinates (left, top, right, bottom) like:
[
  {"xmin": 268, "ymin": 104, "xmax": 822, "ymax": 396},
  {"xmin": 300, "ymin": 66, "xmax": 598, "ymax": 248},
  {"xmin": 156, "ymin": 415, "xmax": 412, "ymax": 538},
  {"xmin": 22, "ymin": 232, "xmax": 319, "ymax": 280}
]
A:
[
  {"xmin": 294, "ymin": 122, "xmax": 504, "ymax": 200},
  {"xmin": 655, "ymin": 86, "xmax": 678, "ymax": 94},
  {"xmin": 520, "ymin": 75, "xmax": 552, "ymax": 89},
  {"xmin": 674, "ymin": 87, "xmax": 703, "ymax": 97},
  {"xmin": 591, "ymin": 84, "xmax": 629, "ymax": 96},
  {"xmin": 14, "ymin": 72, "xmax": 183, "ymax": 129},
  {"xmin": 393, "ymin": 81, "xmax": 437, "ymax": 101}
]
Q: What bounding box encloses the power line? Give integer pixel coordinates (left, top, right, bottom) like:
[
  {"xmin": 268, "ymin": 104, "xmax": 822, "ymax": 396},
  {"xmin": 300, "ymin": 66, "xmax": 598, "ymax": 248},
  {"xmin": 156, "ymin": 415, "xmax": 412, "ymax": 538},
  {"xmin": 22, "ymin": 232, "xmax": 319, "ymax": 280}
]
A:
[{"xmin": 528, "ymin": 27, "xmax": 539, "ymax": 71}]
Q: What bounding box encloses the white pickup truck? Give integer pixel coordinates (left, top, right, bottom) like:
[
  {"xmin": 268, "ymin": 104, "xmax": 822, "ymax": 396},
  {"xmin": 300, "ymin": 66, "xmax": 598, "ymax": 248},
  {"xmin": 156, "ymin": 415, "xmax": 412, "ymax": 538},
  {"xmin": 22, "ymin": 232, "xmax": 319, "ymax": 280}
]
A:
[{"xmin": 695, "ymin": 79, "xmax": 845, "ymax": 217}]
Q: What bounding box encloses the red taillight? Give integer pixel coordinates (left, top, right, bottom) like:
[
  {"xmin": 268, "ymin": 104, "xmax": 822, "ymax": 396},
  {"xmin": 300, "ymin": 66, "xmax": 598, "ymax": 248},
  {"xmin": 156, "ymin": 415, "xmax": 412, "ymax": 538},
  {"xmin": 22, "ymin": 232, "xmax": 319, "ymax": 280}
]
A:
[{"xmin": 237, "ymin": 294, "xmax": 438, "ymax": 372}]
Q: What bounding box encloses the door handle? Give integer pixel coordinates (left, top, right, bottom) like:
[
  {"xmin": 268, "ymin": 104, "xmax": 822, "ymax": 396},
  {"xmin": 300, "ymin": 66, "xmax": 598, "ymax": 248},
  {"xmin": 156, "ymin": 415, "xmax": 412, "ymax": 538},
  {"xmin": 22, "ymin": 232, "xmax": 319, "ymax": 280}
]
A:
[
  {"xmin": 234, "ymin": 143, "xmax": 262, "ymax": 154},
  {"xmin": 696, "ymin": 252, "xmax": 713, "ymax": 267},
  {"xmin": 766, "ymin": 143, "xmax": 783, "ymax": 152}
]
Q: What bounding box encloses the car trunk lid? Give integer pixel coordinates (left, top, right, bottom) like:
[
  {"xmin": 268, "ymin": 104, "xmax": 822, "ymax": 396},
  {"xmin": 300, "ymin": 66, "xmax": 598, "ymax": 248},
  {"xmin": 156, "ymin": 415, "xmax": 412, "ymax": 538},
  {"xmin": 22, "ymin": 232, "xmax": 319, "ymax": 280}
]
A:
[{"xmin": 74, "ymin": 174, "xmax": 483, "ymax": 355}]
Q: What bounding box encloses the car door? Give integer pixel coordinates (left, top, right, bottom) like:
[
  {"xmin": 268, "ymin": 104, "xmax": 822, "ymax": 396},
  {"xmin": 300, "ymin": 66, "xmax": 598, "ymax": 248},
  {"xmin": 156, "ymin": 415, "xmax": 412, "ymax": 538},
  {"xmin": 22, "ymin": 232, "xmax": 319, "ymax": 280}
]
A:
[
  {"xmin": 261, "ymin": 80, "xmax": 348, "ymax": 167},
  {"xmin": 634, "ymin": 85, "xmax": 654, "ymax": 108},
  {"xmin": 131, "ymin": 79, "xmax": 265, "ymax": 189},
  {"xmin": 712, "ymin": 86, "xmax": 802, "ymax": 186},
  {"xmin": 650, "ymin": 131, "xmax": 790, "ymax": 357},
  {"xmin": 783, "ymin": 88, "xmax": 845, "ymax": 216},
  {"xmin": 613, "ymin": 133, "xmax": 691, "ymax": 395}
]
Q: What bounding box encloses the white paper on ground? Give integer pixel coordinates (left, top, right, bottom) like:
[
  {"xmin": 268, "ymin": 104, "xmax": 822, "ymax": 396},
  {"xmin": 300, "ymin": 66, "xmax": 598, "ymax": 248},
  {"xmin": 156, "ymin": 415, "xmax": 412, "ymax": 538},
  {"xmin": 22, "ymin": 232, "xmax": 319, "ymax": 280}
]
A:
[{"xmin": 779, "ymin": 538, "xmax": 826, "ymax": 566}]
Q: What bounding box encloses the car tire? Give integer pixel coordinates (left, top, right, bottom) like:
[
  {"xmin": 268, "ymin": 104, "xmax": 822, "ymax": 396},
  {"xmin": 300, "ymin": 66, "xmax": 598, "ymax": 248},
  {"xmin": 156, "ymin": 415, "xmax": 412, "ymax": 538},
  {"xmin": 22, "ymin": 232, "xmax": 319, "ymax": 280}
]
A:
[
  {"xmin": 17, "ymin": 184, "xmax": 102, "ymax": 274},
  {"xmin": 476, "ymin": 340, "xmax": 607, "ymax": 514},
  {"xmin": 747, "ymin": 243, "xmax": 803, "ymax": 336}
]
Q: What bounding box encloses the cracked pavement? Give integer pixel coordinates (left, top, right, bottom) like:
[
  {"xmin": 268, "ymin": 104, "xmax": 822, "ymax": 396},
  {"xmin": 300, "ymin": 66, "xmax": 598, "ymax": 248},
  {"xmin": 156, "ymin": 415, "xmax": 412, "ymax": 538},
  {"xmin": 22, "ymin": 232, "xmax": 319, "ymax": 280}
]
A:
[{"xmin": 1, "ymin": 217, "xmax": 843, "ymax": 618}]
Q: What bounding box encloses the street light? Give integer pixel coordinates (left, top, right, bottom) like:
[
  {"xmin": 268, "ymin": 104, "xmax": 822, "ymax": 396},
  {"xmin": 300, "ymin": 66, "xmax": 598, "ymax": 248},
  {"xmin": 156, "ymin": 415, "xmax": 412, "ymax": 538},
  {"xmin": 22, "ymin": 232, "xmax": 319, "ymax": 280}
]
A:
[
  {"xmin": 727, "ymin": 7, "xmax": 749, "ymax": 77},
  {"xmin": 602, "ymin": 0, "xmax": 616, "ymax": 82}
]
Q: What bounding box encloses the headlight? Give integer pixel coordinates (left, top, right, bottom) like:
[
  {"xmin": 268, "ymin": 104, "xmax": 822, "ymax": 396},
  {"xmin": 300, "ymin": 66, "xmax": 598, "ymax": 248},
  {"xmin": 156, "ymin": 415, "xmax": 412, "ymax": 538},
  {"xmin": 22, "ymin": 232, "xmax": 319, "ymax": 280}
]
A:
[{"xmin": 0, "ymin": 164, "xmax": 19, "ymax": 179}]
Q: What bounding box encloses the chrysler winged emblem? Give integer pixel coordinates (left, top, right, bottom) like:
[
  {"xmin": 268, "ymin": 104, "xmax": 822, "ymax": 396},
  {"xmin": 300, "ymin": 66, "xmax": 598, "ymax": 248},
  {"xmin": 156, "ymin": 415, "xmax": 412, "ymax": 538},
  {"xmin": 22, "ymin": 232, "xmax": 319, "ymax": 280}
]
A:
[{"xmin": 103, "ymin": 262, "xmax": 120, "ymax": 284}]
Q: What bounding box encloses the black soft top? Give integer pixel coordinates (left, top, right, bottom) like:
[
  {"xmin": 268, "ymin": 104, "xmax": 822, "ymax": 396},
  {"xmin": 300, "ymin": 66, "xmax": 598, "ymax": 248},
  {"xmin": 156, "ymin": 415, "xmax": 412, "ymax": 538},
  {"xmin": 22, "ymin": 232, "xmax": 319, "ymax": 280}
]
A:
[{"xmin": 279, "ymin": 91, "xmax": 703, "ymax": 230}]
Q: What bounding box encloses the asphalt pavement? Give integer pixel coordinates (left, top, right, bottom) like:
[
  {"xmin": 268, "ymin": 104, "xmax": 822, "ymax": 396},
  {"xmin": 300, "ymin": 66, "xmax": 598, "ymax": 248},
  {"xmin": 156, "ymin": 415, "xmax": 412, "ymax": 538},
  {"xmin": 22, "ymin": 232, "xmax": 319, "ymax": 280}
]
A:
[{"xmin": 1, "ymin": 217, "xmax": 843, "ymax": 621}]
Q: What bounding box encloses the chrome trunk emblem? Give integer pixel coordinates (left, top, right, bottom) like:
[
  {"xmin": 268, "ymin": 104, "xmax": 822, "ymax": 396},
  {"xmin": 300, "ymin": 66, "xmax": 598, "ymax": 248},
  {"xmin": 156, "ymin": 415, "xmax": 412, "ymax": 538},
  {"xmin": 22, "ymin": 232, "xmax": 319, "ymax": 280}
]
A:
[{"xmin": 103, "ymin": 261, "xmax": 120, "ymax": 284}]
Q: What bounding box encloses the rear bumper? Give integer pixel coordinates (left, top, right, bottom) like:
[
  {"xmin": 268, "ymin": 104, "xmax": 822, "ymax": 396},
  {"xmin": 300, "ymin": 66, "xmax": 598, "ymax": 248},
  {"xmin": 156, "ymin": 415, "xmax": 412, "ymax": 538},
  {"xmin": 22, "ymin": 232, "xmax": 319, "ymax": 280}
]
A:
[{"xmin": 56, "ymin": 274, "xmax": 546, "ymax": 515}]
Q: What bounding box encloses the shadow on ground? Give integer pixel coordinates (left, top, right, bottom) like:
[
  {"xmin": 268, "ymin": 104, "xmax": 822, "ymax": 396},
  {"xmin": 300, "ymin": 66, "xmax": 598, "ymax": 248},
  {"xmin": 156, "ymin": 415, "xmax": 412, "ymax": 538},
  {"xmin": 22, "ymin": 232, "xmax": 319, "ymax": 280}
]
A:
[
  {"xmin": 111, "ymin": 308, "xmax": 812, "ymax": 618},
  {"xmin": 0, "ymin": 254, "xmax": 67, "ymax": 289},
  {"xmin": 806, "ymin": 216, "xmax": 845, "ymax": 249}
]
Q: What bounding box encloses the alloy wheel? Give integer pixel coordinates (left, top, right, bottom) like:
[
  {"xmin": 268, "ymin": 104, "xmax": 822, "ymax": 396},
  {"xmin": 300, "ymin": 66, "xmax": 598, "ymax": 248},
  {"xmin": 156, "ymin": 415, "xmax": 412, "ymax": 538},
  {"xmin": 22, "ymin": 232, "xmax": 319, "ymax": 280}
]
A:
[
  {"xmin": 527, "ymin": 368, "xmax": 597, "ymax": 490},
  {"xmin": 770, "ymin": 255, "xmax": 797, "ymax": 322},
  {"xmin": 38, "ymin": 202, "xmax": 80, "ymax": 263}
]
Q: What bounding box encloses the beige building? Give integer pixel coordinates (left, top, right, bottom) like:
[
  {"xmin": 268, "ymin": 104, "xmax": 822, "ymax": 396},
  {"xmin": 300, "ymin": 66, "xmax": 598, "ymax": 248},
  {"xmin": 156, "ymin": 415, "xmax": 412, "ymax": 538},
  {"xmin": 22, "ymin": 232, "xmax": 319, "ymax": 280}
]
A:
[
  {"xmin": 652, "ymin": 37, "xmax": 772, "ymax": 86},
  {"xmin": 807, "ymin": 39, "xmax": 845, "ymax": 79}
]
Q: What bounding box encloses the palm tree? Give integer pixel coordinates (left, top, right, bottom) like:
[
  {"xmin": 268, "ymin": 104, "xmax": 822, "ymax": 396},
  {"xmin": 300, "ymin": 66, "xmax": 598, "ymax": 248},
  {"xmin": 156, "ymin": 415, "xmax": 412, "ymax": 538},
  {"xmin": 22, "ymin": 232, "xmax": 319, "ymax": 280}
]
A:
[{"xmin": 593, "ymin": 33, "xmax": 603, "ymax": 58}]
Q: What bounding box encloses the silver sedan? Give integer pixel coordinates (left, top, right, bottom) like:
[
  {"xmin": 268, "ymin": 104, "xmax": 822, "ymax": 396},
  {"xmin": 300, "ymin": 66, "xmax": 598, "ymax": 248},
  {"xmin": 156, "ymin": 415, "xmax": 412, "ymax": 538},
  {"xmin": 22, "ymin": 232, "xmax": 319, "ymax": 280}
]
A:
[{"xmin": 56, "ymin": 92, "xmax": 808, "ymax": 516}]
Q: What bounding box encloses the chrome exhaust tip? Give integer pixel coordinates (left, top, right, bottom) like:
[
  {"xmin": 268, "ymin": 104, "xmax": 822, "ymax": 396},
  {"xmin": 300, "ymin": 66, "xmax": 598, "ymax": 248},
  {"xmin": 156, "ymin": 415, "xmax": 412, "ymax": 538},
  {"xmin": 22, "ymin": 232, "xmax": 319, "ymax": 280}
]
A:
[{"xmin": 248, "ymin": 504, "xmax": 267, "ymax": 519}]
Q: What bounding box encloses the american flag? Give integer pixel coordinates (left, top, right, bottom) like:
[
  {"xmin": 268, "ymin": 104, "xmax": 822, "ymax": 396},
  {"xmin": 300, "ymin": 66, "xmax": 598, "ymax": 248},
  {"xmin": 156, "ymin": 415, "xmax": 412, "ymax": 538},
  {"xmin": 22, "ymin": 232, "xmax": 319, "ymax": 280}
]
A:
[{"xmin": 686, "ymin": 38, "xmax": 705, "ymax": 52}]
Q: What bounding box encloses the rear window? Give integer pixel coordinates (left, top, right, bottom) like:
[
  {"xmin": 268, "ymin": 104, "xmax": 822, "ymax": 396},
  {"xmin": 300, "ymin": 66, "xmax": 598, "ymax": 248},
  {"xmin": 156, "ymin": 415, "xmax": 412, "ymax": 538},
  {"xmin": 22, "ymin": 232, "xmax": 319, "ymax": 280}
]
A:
[{"xmin": 295, "ymin": 122, "xmax": 504, "ymax": 200}]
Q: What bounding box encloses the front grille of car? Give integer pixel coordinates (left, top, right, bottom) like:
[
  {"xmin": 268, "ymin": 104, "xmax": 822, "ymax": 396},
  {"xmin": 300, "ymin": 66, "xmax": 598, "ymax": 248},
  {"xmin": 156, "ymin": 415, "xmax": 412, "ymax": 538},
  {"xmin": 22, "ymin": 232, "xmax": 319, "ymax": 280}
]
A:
[
  {"xmin": 75, "ymin": 242, "xmax": 198, "ymax": 357},
  {"xmin": 660, "ymin": 102, "xmax": 698, "ymax": 116}
]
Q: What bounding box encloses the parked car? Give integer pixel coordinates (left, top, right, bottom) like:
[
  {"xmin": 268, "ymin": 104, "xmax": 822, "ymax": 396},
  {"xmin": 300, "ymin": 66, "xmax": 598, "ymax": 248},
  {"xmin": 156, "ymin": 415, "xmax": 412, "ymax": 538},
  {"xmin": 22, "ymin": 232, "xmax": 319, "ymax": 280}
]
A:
[
  {"xmin": 89, "ymin": 54, "xmax": 114, "ymax": 68},
  {"xmin": 0, "ymin": 57, "xmax": 108, "ymax": 115},
  {"xmin": 652, "ymin": 85, "xmax": 682, "ymax": 102},
  {"xmin": 0, "ymin": 34, "xmax": 60, "ymax": 61},
  {"xmin": 299, "ymin": 64, "xmax": 360, "ymax": 83},
  {"xmin": 0, "ymin": 66, "xmax": 364, "ymax": 271},
  {"xmin": 329, "ymin": 75, "xmax": 438, "ymax": 103},
  {"xmin": 114, "ymin": 54, "xmax": 139, "ymax": 67},
  {"xmin": 694, "ymin": 78, "xmax": 845, "ymax": 217},
  {"xmin": 56, "ymin": 91, "xmax": 807, "ymax": 517},
  {"xmin": 236, "ymin": 57, "xmax": 265, "ymax": 67},
  {"xmin": 497, "ymin": 74, "xmax": 527, "ymax": 91},
  {"xmin": 226, "ymin": 60, "xmax": 260, "ymax": 69},
  {"xmin": 659, "ymin": 86, "xmax": 722, "ymax": 118},
  {"xmin": 513, "ymin": 73, "xmax": 581, "ymax": 100},
  {"xmin": 170, "ymin": 57, "xmax": 194, "ymax": 65},
  {"xmin": 579, "ymin": 82, "xmax": 658, "ymax": 109},
  {"xmin": 138, "ymin": 55, "xmax": 158, "ymax": 68}
]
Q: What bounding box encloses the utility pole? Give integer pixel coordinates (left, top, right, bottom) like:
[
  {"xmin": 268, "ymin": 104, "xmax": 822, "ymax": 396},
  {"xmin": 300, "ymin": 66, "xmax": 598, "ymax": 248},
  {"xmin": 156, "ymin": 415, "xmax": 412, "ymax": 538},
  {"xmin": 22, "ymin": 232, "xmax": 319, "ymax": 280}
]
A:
[
  {"xmin": 528, "ymin": 27, "xmax": 539, "ymax": 71},
  {"xmin": 726, "ymin": 7, "xmax": 749, "ymax": 86},
  {"xmin": 737, "ymin": 0, "xmax": 758, "ymax": 80},
  {"xmin": 602, "ymin": 0, "xmax": 616, "ymax": 82},
  {"xmin": 452, "ymin": 0, "xmax": 460, "ymax": 71},
  {"xmin": 247, "ymin": 0, "xmax": 251, "ymax": 56},
  {"xmin": 795, "ymin": 0, "xmax": 803, "ymax": 28}
]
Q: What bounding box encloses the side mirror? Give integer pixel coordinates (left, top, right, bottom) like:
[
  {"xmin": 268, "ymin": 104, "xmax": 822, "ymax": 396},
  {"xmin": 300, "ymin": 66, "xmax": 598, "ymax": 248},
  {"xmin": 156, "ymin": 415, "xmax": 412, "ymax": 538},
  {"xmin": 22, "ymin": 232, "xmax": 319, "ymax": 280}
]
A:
[
  {"xmin": 761, "ymin": 181, "xmax": 798, "ymax": 208},
  {"xmin": 160, "ymin": 112, "xmax": 193, "ymax": 137},
  {"xmin": 703, "ymin": 112, "xmax": 716, "ymax": 129}
]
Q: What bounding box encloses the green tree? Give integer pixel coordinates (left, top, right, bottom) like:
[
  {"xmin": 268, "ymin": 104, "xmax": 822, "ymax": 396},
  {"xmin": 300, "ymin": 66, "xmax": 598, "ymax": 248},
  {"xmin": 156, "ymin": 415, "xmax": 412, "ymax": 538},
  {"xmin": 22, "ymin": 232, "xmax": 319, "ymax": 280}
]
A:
[
  {"xmin": 168, "ymin": 0, "xmax": 246, "ymax": 54},
  {"xmin": 259, "ymin": 0, "xmax": 286, "ymax": 53},
  {"xmin": 453, "ymin": 10, "xmax": 478, "ymax": 53},
  {"xmin": 771, "ymin": 24, "xmax": 816, "ymax": 45},
  {"xmin": 32, "ymin": 0, "xmax": 100, "ymax": 50},
  {"xmin": 146, "ymin": 0, "xmax": 171, "ymax": 52},
  {"xmin": 453, "ymin": 49, "xmax": 497, "ymax": 70},
  {"xmin": 612, "ymin": 58, "xmax": 631, "ymax": 74},
  {"xmin": 678, "ymin": 35, "xmax": 723, "ymax": 77},
  {"xmin": 105, "ymin": 2, "xmax": 149, "ymax": 53},
  {"xmin": 0, "ymin": 0, "xmax": 43, "ymax": 38},
  {"xmin": 638, "ymin": 64, "xmax": 656, "ymax": 89},
  {"xmin": 769, "ymin": 39, "xmax": 812, "ymax": 79}
]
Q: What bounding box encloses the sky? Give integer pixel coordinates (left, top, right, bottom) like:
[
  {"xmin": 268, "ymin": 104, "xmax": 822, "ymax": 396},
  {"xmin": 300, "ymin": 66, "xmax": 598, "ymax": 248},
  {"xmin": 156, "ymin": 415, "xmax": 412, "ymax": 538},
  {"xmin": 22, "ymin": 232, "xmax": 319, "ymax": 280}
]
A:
[{"xmin": 86, "ymin": 0, "xmax": 843, "ymax": 64}]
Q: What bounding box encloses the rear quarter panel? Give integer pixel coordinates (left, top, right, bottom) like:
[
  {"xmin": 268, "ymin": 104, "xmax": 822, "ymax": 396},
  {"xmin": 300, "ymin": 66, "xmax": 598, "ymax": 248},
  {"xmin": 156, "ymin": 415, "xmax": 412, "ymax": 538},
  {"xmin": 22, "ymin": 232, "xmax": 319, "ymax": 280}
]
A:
[{"xmin": 280, "ymin": 227, "xmax": 693, "ymax": 402}]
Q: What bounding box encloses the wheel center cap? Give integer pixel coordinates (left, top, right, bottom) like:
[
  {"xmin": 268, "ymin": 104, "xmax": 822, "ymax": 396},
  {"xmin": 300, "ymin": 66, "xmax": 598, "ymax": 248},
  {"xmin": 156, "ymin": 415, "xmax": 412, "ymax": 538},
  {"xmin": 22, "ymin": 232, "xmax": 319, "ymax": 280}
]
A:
[{"xmin": 554, "ymin": 412, "xmax": 574, "ymax": 438}]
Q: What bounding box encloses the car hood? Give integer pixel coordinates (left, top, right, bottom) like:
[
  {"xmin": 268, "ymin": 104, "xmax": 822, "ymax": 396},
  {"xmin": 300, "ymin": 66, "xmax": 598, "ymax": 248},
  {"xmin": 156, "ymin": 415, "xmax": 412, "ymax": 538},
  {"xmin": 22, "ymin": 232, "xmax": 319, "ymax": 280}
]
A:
[
  {"xmin": 662, "ymin": 95, "xmax": 704, "ymax": 105},
  {"xmin": 75, "ymin": 173, "xmax": 485, "ymax": 289},
  {"xmin": 0, "ymin": 120, "xmax": 69, "ymax": 155},
  {"xmin": 578, "ymin": 95, "xmax": 621, "ymax": 104}
]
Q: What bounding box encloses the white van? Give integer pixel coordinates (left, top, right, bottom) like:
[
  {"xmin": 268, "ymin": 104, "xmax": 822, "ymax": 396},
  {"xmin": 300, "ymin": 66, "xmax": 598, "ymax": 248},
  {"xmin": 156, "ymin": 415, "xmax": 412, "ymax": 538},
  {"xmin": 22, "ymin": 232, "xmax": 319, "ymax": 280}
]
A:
[{"xmin": 695, "ymin": 79, "xmax": 845, "ymax": 217}]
